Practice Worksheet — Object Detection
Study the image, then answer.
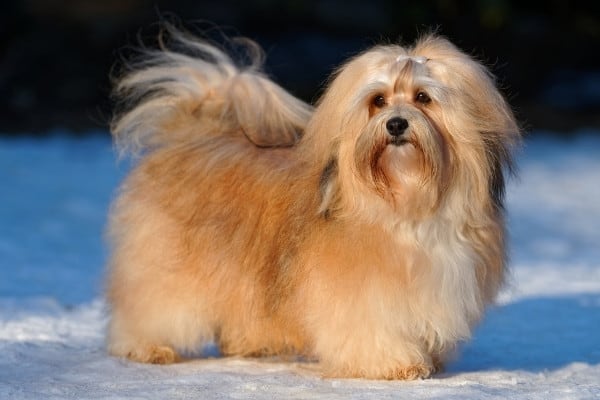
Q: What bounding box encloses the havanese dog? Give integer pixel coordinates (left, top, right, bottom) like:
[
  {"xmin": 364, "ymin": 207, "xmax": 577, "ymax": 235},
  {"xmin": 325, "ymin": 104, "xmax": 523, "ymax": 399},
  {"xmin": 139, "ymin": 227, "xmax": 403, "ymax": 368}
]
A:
[{"xmin": 106, "ymin": 26, "xmax": 520, "ymax": 380}]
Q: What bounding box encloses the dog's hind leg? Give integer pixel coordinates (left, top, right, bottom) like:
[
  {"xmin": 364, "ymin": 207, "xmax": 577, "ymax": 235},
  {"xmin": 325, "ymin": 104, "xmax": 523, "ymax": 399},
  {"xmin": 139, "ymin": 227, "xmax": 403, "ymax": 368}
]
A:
[
  {"xmin": 106, "ymin": 289, "xmax": 216, "ymax": 364},
  {"xmin": 106, "ymin": 251, "xmax": 216, "ymax": 364},
  {"xmin": 107, "ymin": 306, "xmax": 181, "ymax": 364}
]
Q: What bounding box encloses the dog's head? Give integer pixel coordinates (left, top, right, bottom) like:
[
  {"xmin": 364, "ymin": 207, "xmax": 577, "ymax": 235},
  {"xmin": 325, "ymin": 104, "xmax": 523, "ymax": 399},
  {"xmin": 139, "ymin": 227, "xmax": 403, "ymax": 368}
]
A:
[{"xmin": 307, "ymin": 35, "xmax": 520, "ymax": 224}]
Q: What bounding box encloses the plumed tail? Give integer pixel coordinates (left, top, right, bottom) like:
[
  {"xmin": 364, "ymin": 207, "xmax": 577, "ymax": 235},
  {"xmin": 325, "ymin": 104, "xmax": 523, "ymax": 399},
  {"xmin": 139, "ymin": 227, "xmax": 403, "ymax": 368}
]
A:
[{"xmin": 111, "ymin": 26, "xmax": 313, "ymax": 156}]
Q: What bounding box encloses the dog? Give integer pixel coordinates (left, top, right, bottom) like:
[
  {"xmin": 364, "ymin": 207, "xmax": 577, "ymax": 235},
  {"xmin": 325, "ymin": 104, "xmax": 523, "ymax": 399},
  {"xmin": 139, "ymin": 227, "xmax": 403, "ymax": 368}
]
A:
[{"xmin": 106, "ymin": 26, "xmax": 520, "ymax": 380}]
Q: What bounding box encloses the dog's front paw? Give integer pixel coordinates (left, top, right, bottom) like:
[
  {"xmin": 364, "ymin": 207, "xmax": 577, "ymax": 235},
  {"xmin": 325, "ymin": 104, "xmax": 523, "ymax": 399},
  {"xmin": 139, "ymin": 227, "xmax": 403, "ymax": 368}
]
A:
[
  {"xmin": 385, "ymin": 364, "xmax": 433, "ymax": 380},
  {"xmin": 323, "ymin": 361, "xmax": 433, "ymax": 380}
]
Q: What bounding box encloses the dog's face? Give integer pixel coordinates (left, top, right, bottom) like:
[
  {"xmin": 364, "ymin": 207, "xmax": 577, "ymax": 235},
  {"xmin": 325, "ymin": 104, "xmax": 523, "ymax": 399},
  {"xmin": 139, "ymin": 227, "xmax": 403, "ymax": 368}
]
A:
[{"xmin": 310, "ymin": 36, "xmax": 519, "ymax": 223}]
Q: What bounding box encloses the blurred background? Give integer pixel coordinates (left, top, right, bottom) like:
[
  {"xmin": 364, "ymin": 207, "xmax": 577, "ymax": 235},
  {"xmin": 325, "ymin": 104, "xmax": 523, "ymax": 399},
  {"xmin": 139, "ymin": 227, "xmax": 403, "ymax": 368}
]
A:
[{"xmin": 0, "ymin": 0, "xmax": 599, "ymax": 135}]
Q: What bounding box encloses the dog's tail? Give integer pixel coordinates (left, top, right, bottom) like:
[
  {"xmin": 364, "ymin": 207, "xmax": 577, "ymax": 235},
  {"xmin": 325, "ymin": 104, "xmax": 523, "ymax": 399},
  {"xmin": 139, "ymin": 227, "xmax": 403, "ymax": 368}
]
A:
[{"xmin": 111, "ymin": 26, "xmax": 313, "ymax": 156}]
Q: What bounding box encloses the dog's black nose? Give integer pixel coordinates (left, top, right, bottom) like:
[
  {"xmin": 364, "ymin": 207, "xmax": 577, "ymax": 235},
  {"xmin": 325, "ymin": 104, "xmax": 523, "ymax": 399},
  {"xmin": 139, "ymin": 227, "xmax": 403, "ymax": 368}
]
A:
[{"xmin": 386, "ymin": 117, "xmax": 409, "ymax": 136}]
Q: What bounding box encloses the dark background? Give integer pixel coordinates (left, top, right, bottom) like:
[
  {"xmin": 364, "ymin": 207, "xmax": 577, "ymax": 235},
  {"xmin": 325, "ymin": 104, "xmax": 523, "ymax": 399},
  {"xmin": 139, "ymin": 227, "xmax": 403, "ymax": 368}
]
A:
[{"xmin": 1, "ymin": 0, "xmax": 599, "ymax": 135}]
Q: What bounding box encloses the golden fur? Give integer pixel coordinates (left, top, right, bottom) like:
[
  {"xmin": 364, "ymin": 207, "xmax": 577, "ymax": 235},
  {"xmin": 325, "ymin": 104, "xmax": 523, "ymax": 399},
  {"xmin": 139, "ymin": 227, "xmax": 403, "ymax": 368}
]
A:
[{"xmin": 106, "ymin": 27, "xmax": 520, "ymax": 380}]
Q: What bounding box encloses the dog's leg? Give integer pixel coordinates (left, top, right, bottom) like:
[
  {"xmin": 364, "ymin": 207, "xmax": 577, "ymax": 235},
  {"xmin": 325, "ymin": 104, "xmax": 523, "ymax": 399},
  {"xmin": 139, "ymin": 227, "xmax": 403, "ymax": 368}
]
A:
[
  {"xmin": 301, "ymin": 277, "xmax": 435, "ymax": 379},
  {"xmin": 107, "ymin": 310, "xmax": 181, "ymax": 364},
  {"xmin": 106, "ymin": 278, "xmax": 217, "ymax": 365},
  {"xmin": 110, "ymin": 339, "xmax": 180, "ymax": 365},
  {"xmin": 316, "ymin": 332, "xmax": 435, "ymax": 380}
]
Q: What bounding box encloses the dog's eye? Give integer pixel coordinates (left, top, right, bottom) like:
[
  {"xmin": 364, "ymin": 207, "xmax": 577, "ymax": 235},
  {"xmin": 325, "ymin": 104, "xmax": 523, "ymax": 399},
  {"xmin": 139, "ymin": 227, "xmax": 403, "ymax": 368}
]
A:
[
  {"xmin": 372, "ymin": 95, "xmax": 386, "ymax": 108},
  {"xmin": 415, "ymin": 91, "xmax": 431, "ymax": 104}
]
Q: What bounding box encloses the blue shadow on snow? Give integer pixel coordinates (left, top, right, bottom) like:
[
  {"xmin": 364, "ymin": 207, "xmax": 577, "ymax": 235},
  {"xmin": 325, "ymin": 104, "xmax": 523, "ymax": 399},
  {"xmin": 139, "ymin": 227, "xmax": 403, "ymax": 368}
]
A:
[{"xmin": 448, "ymin": 293, "xmax": 600, "ymax": 372}]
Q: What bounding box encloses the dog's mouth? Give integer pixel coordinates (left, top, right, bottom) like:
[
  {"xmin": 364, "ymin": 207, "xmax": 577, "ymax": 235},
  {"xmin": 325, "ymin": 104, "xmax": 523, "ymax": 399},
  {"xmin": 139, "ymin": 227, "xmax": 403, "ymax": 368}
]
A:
[{"xmin": 387, "ymin": 136, "xmax": 411, "ymax": 147}]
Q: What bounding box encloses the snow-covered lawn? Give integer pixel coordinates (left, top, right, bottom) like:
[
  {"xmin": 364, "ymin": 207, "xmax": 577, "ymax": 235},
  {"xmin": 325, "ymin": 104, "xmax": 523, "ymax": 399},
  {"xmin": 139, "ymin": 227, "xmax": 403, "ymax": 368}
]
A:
[{"xmin": 1, "ymin": 132, "xmax": 599, "ymax": 399}]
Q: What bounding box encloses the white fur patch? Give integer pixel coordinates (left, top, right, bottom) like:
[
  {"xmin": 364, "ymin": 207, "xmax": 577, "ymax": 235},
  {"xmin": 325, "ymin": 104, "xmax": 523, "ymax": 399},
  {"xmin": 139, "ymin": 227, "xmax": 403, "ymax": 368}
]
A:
[{"xmin": 396, "ymin": 55, "xmax": 428, "ymax": 64}]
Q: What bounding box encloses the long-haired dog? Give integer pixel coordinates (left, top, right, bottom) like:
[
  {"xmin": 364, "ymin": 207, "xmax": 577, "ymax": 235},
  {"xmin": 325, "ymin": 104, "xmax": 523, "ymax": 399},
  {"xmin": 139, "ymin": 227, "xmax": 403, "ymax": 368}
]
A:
[{"xmin": 107, "ymin": 27, "xmax": 520, "ymax": 380}]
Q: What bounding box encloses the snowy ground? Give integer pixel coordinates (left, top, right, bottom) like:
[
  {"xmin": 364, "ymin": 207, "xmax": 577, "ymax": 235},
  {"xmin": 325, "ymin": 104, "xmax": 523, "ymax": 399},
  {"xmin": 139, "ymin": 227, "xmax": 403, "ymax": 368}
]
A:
[{"xmin": 0, "ymin": 131, "xmax": 599, "ymax": 399}]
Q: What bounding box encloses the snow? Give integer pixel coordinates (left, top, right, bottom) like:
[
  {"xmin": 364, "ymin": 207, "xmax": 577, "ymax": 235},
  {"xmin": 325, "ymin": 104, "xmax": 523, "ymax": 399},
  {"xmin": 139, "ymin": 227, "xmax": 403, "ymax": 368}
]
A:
[{"xmin": 1, "ymin": 131, "xmax": 599, "ymax": 399}]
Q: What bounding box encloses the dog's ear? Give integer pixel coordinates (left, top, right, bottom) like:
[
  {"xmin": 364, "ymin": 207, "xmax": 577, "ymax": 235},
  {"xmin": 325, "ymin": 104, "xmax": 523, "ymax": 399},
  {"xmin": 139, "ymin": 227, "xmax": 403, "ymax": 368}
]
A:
[
  {"xmin": 318, "ymin": 157, "xmax": 340, "ymax": 219},
  {"xmin": 483, "ymin": 133, "xmax": 514, "ymax": 213}
]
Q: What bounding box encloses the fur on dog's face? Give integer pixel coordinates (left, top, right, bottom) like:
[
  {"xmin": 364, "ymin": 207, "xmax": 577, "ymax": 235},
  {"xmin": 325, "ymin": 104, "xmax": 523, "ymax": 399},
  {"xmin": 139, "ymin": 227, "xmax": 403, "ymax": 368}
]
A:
[{"xmin": 311, "ymin": 36, "xmax": 519, "ymax": 224}]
